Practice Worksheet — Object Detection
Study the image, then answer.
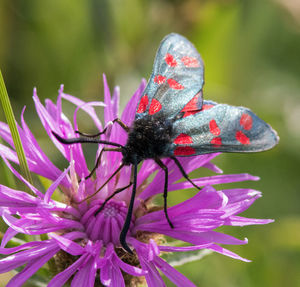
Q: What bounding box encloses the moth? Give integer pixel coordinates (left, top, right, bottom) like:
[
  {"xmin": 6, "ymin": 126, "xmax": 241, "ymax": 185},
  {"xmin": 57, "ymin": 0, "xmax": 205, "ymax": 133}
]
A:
[{"xmin": 53, "ymin": 33, "xmax": 279, "ymax": 253}]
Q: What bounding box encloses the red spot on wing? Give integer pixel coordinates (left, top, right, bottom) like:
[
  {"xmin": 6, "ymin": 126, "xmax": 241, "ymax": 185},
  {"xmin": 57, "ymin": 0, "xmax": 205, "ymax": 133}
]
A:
[
  {"xmin": 181, "ymin": 56, "xmax": 200, "ymax": 68},
  {"xmin": 236, "ymin": 131, "xmax": 250, "ymax": 144},
  {"xmin": 167, "ymin": 78, "xmax": 184, "ymax": 90},
  {"xmin": 201, "ymin": 104, "xmax": 214, "ymax": 111},
  {"xmin": 182, "ymin": 110, "xmax": 201, "ymax": 118},
  {"xmin": 136, "ymin": 95, "xmax": 149, "ymax": 113},
  {"xmin": 174, "ymin": 133, "xmax": 193, "ymax": 145},
  {"xmin": 174, "ymin": 146, "xmax": 196, "ymax": 156},
  {"xmin": 209, "ymin": 119, "xmax": 220, "ymax": 136},
  {"xmin": 211, "ymin": 137, "xmax": 222, "ymax": 147},
  {"xmin": 165, "ymin": 53, "xmax": 177, "ymax": 67},
  {"xmin": 154, "ymin": 75, "xmax": 166, "ymax": 84},
  {"xmin": 181, "ymin": 93, "xmax": 201, "ymax": 112},
  {"xmin": 240, "ymin": 113, "xmax": 253, "ymax": 130},
  {"xmin": 180, "ymin": 93, "xmax": 215, "ymax": 118},
  {"xmin": 149, "ymin": 99, "xmax": 162, "ymax": 115},
  {"xmin": 181, "ymin": 92, "xmax": 202, "ymax": 117}
]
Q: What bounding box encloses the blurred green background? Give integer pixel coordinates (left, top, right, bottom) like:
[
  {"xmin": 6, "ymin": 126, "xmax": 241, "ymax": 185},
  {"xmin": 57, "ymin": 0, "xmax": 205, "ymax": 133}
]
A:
[{"xmin": 0, "ymin": 0, "xmax": 299, "ymax": 286}]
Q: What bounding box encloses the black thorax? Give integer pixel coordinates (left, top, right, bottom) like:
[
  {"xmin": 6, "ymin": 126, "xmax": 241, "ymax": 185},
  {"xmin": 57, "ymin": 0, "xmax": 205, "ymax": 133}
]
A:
[{"xmin": 122, "ymin": 115, "xmax": 173, "ymax": 165}]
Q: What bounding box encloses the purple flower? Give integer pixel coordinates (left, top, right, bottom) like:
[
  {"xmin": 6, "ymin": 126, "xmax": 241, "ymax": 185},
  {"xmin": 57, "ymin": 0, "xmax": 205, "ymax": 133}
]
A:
[{"xmin": 0, "ymin": 75, "xmax": 273, "ymax": 287}]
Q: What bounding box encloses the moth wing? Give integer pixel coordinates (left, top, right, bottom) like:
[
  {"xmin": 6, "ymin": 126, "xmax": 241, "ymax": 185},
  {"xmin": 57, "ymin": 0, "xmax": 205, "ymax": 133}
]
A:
[
  {"xmin": 135, "ymin": 33, "xmax": 204, "ymax": 119},
  {"xmin": 167, "ymin": 101, "xmax": 279, "ymax": 156}
]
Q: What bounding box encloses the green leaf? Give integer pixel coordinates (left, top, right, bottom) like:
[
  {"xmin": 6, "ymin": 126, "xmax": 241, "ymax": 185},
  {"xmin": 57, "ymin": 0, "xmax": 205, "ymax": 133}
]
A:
[{"xmin": 0, "ymin": 70, "xmax": 34, "ymax": 195}]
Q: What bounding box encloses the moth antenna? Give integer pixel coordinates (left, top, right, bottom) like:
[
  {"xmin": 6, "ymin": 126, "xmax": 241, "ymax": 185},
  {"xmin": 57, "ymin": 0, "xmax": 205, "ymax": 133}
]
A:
[{"xmin": 52, "ymin": 131, "xmax": 123, "ymax": 148}]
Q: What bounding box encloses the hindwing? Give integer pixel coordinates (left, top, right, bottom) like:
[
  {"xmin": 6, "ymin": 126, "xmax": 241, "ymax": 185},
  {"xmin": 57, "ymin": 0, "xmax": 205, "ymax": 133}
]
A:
[{"xmin": 168, "ymin": 101, "xmax": 279, "ymax": 156}]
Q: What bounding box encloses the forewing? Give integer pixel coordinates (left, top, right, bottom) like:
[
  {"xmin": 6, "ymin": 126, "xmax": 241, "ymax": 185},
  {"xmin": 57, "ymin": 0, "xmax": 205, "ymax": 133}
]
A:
[
  {"xmin": 135, "ymin": 33, "xmax": 204, "ymax": 119},
  {"xmin": 167, "ymin": 101, "xmax": 279, "ymax": 156}
]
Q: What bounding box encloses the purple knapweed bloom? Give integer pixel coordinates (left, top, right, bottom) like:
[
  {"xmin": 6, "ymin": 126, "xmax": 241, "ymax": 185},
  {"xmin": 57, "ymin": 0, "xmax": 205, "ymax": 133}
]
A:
[{"xmin": 0, "ymin": 75, "xmax": 273, "ymax": 287}]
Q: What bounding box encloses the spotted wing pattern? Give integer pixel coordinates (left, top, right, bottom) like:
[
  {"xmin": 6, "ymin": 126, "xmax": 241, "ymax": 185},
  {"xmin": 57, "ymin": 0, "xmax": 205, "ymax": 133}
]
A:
[
  {"xmin": 135, "ymin": 33, "xmax": 204, "ymax": 120},
  {"xmin": 167, "ymin": 100, "xmax": 279, "ymax": 157}
]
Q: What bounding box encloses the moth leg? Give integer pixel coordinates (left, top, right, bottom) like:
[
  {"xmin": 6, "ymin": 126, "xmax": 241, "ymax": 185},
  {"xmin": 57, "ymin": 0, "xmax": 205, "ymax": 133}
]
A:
[
  {"xmin": 77, "ymin": 162, "xmax": 125, "ymax": 204},
  {"xmin": 83, "ymin": 147, "xmax": 122, "ymax": 181},
  {"xmin": 75, "ymin": 122, "xmax": 112, "ymax": 138},
  {"xmin": 75, "ymin": 130, "xmax": 107, "ymax": 138},
  {"xmin": 155, "ymin": 158, "xmax": 174, "ymax": 229},
  {"xmin": 171, "ymin": 156, "xmax": 202, "ymax": 190},
  {"xmin": 95, "ymin": 171, "xmax": 134, "ymax": 216},
  {"xmin": 120, "ymin": 164, "xmax": 137, "ymax": 254},
  {"xmin": 75, "ymin": 118, "xmax": 129, "ymax": 137},
  {"xmin": 112, "ymin": 118, "xmax": 130, "ymax": 132}
]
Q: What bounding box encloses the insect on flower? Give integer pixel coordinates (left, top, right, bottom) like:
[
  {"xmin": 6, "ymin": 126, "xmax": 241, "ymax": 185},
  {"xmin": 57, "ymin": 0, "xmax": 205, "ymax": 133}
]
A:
[{"xmin": 53, "ymin": 33, "xmax": 279, "ymax": 254}]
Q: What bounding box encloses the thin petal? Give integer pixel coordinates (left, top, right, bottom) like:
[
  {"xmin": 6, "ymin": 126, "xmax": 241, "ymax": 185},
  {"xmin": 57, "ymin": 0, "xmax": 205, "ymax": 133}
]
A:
[
  {"xmin": 71, "ymin": 256, "xmax": 97, "ymax": 287},
  {"xmin": 33, "ymin": 91, "xmax": 89, "ymax": 177},
  {"xmin": 44, "ymin": 166, "xmax": 70, "ymax": 203},
  {"xmin": 202, "ymin": 161, "xmax": 223, "ymax": 173},
  {"xmin": 136, "ymin": 186, "xmax": 225, "ymax": 226},
  {"xmin": 0, "ymin": 242, "xmax": 57, "ymax": 273},
  {"xmin": 208, "ymin": 244, "xmax": 251, "ymax": 262},
  {"xmin": 169, "ymin": 174, "xmax": 260, "ymax": 192},
  {"xmin": 159, "ymin": 243, "xmax": 212, "ymax": 253},
  {"xmin": 20, "ymin": 107, "xmax": 70, "ymax": 186},
  {"xmin": 1, "ymin": 226, "xmax": 18, "ymax": 248},
  {"xmin": 61, "ymin": 92, "xmax": 104, "ymax": 132},
  {"xmin": 112, "ymin": 253, "xmax": 146, "ymax": 276},
  {"xmin": 0, "ymin": 156, "xmax": 43, "ymax": 198},
  {"xmin": 154, "ymin": 256, "xmax": 197, "ymax": 287},
  {"xmin": 103, "ymin": 74, "xmax": 114, "ymax": 124},
  {"xmin": 121, "ymin": 79, "xmax": 146, "ymax": 126},
  {"xmin": 6, "ymin": 246, "xmax": 59, "ymax": 287},
  {"xmin": 222, "ymin": 188, "xmax": 262, "ymax": 203},
  {"xmin": 48, "ymin": 254, "xmax": 89, "ymax": 287},
  {"xmin": 131, "ymin": 239, "xmax": 165, "ymax": 287},
  {"xmin": 0, "ymin": 240, "xmax": 44, "ymax": 254},
  {"xmin": 112, "ymin": 86, "xmax": 120, "ymax": 119},
  {"xmin": 49, "ymin": 232, "xmax": 86, "ymax": 255},
  {"xmin": 0, "ymin": 185, "xmax": 38, "ymax": 207},
  {"xmin": 225, "ymin": 216, "xmax": 274, "ymax": 226}
]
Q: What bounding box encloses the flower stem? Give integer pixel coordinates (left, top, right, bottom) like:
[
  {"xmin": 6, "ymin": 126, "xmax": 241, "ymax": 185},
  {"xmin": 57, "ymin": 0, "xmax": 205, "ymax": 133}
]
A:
[{"xmin": 0, "ymin": 69, "xmax": 34, "ymax": 194}]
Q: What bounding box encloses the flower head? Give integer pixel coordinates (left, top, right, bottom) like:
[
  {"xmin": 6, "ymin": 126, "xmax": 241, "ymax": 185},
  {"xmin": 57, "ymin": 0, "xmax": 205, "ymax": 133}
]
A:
[{"xmin": 0, "ymin": 75, "xmax": 273, "ymax": 286}]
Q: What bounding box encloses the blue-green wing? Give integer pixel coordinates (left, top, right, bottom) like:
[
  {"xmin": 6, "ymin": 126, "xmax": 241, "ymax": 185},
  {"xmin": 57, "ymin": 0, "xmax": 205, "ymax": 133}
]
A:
[
  {"xmin": 135, "ymin": 33, "xmax": 204, "ymax": 120},
  {"xmin": 167, "ymin": 101, "xmax": 279, "ymax": 156}
]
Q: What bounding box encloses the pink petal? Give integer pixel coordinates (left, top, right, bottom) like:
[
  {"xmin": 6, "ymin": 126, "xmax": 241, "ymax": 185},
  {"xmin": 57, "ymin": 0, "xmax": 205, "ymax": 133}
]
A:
[
  {"xmin": 49, "ymin": 232, "xmax": 86, "ymax": 255},
  {"xmin": 61, "ymin": 92, "xmax": 104, "ymax": 132},
  {"xmin": 169, "ymin": 173, "xmax": 260, "ymax": 192},
  {"xmin": 0, "ymin": 240, "xmax": 44, "ymax": 254},
  {"xmin": 225, "ymin": 216, "xmax": 274, "ymax": 226},
  {"xmin": 48, "ymin": 254, "xmax": 89, "ymax": 287},
  {"xmin": 208, "ymin": 244, "xmax": 251, "ymax": 262},
  {"xmin": 44, "ymin": 166, "xmax": 70, "ymax": 203},
  {"xmin": 159, "ymin": 243, "xmax": 212, "ymax": 253},
  {"xmin": 0, "ymin": 156, "xmax": 43, "ymax": 198},
  {"xmin": 0, "ymin": 241, "xmax": 58, "ymax": 272},
  {"xmin": 103, "ymin": 74, "xmax": 114, "ymax": 124},
  {"xmin": 71, "ymin": 256, "xmax": 97, "ymax": 287},
  {"xmin": 33, "ymin": 91, "xmax": 89, "ymax": 178},
  {"xmin": 154, "ymin": 256, "xmax": 197, "ymax": 287},
  {"xmin": 6, "ymin": 246, "xmax": 59, "ymax": 287},
  {"xmin": 121, "ymin": 79, "xmax": 146, "ymax": 127}
]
